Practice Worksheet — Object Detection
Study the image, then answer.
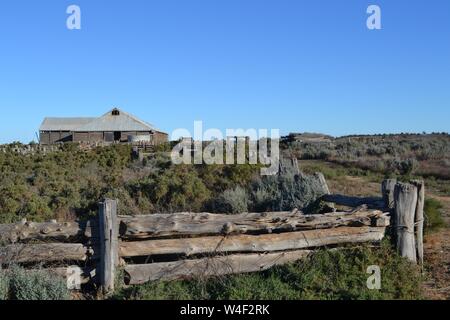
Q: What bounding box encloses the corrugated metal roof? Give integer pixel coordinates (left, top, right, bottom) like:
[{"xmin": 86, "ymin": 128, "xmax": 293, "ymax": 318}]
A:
[
  {"xmin": 39, "ymin": 109, "xmax": 166, "ymax": 133},
  {"xmin": 73, "ymin": 109, "xmax": 161, "ymax": 132},
  {"xmin": 40, "ymin": 117, "xmax": 96, "ymax": 131}
]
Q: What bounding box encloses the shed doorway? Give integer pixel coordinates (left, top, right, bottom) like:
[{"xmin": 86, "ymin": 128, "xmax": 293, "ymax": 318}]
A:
[{"xmin": 114, "ymin": 131, "xmax": 121, "ymax": 141}]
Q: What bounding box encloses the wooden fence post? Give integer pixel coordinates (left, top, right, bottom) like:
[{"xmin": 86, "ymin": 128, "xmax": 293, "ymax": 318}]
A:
[
  {"xmin": 393, "ymin": 182, "xmax": 418, "ymax": 263},
  {"xmin": 99, "ymin": 199, "xmax": 119, "ymax": 295},
  {"xmin": 411, "ymin": 180, "xmax": 425, "ymax": 266},
  {"xmin": 382, "ymin": 179, "xmax": 397, "ymax": 209}
]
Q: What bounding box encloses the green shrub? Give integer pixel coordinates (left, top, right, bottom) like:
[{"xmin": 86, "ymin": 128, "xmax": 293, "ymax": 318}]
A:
[
  {"xmin": 424, "ymin": 198, "xmax": 446, "ymax": 233},
  {"xmin": 7, "ymin": 266, "xmax": 70, "ymax": 300},
  {"xmin": 222, "ymin": 164, "xmax": 261, "ymax": 187},
  {"xmin": 145, "ymin": 165, "xmax": 211, "ymax": 212},
  {"xmin": 0, "ymin": 144, "xmax": 134, "ymax": 223}
]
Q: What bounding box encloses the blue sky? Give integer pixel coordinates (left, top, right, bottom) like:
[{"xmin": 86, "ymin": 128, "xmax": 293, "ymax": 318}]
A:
[{"xmin": 0, "ymin": 0, "xmax": 449, "ymax": 143}]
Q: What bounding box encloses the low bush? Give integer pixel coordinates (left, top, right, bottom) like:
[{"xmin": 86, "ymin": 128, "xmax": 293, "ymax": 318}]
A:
[
  {"xmin": 5, "ymin": 265, "xmax": 70, "ymax": 300},
  {"xmin": 250, "ymin": 172, "xmax": 329, "ymax": 212},
  {"xmin": 143, "ymin": 165, "xmax": 212, "ymax": 213},
  {"xmin": 214, "ymin": 186, "xmax": 249, "ymax": 214},
  {"xmin": 251, "ymin": 182, "xmax": 278, "ymax": 212}
]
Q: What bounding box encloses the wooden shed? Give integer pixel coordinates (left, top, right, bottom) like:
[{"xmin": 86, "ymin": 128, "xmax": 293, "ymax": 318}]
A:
[{"xmin": 39, "ymin": 108, "xmax": 168, "ymax": 145}]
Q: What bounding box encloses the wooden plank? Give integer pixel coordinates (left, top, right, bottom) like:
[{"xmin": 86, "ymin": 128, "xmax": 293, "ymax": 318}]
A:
[
  {"xmin": 411, "ymin": 180, "xmax": 425, "ymax": 266},
  {"xmin": 394, "ymin": 182, "xmax": 418, "ymax": 263},
  {"xmin": 124, "ymin": 250, "xmax": 312, "ymax": 285},
  {"xmin": 0, "ymin": 219, "xmax": 95, "ymax": 244},
  {"xmin": 119, "ymin": 210, "xmax": 389, "ymax": 240},
  {"xmin": 98, "ymin": 199, "xmax": 119, "ymax": 295},
  {"xmin": 0, "ymin": 243, "xmax": 88, "ymax": 264},
  {"xmin": 119, "ymin": 226, "xmax": 386, "ymax": 258}
]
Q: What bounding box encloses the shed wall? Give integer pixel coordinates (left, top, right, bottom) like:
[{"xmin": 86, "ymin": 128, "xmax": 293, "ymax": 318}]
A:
[
  {"xmin": 73, "ymin": 132, "xmax": 89, "ymax": 142},
  {"xmin": 154, "ymin": 132, "xmax": 169, "ymax": 144},
  {"xmin": 40, "ymin": 132, "xmax": 50, "ymax": 145},
  {"xmin": 41, "ymin": 130, "xmax": 168, "ymax": 145},
  {"xmin": 40, "ymin": 131, "xmax": 73, "ymax": 145},
  {"xmin": 89, "ymin": 132, "xmax": 104, "ymax": 142}
]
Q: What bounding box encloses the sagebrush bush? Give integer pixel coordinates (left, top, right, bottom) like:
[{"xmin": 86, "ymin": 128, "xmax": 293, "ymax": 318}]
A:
[
  {"xmin": 7, "ymin": 266, "xmax": 70, "ymax": 300},
  {"xmin": 250, "ymin": 172, "xmax": 329, "ymax": 212},
  {"xmin": 251, "ymin": 184, "xmax": 277, "ymax": 212},
  {"xmin": 214, "ymin": 186, "xmax": 249, "ymax": 214}
]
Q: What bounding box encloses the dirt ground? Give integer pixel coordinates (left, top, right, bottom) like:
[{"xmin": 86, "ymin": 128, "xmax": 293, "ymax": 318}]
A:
[
  {"xmin": 422, "ymin": 194, "xmax": 450, "ymax": 300},
  {"xmin": 300, "ymin": 160, "xmax": 450, "ymax": 300}
]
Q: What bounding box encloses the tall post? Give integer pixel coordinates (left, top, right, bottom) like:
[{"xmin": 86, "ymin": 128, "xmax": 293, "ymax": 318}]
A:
[
  {"xmin": 394, "ymin": 183, "xmax": 418, "ymax": 263},
  {"xmin": 99, "ymin": 199, "xmax": 119, "ymax": 295},
  {"xmin": 411, "ymin": 180, "xmax": 425, "ymax": 266},
  {"xmin": 382, "ymin": 179, "xmax": 397, "ymax": 210}
]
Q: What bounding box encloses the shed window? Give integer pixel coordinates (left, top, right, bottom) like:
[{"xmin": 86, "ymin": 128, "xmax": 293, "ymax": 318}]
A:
[{"xmin": 112, "ymin": 109, "xmax": 120, "ymax": 116}]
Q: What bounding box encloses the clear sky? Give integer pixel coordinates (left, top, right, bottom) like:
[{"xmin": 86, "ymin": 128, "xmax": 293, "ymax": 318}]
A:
[{"xmin": 0, "ymin": 0, "xmax": 449, "ymax": 143}]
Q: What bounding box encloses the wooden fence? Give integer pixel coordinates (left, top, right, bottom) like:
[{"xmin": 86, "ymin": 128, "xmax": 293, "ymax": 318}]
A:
[{"xmin": 0, "ymin": 179, "xmax": 424, "ymax": 294}]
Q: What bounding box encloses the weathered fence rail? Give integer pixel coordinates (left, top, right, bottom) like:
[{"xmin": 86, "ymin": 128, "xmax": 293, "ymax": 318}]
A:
[
  {"xmin": 118, "ymin": 209, "xmax": 388, "ymax": 239},
  {"xmin": 125, "ymin": 250, "xmax": 313, "ymax": 285},
  {"xmin": 119, "ymin": 226, "xmax": 387, "ymax": 257},
  {"xmin": 0, "ymin": 220, "xmax": 95, "ymax": 244},
  {"xmin": 0, "ymin": 178, "xmax": 425, "ymax": 294}
]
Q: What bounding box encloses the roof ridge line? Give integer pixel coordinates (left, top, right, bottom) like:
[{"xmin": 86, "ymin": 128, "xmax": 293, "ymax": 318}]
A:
[{"xmin": 101, "ymin": 108, "xmax": 161, "ymax": 132}]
